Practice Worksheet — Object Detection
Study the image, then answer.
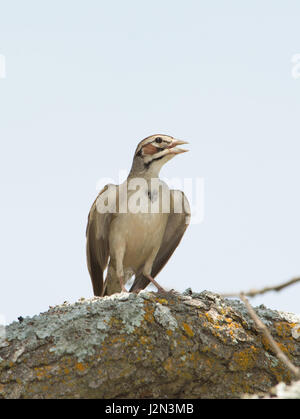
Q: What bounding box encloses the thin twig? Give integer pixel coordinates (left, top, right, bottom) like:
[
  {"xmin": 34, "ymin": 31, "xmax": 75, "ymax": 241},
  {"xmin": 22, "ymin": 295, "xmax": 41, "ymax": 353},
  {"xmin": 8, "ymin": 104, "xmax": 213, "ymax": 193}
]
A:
[
  {"xmin": 222, "ymin": 277, "xmax": 300, "ymax": 298},
  {"xmin": 239, "ymin": 292, "xmax": 300, "ymax": 379}
]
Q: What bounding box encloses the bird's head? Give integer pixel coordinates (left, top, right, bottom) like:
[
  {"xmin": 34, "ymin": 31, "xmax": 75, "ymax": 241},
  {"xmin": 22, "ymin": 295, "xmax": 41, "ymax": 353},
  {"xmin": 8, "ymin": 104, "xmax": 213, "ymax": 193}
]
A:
[{"xmin": 130, "ymin": 134, "xmax": 189, "ymax": 176}]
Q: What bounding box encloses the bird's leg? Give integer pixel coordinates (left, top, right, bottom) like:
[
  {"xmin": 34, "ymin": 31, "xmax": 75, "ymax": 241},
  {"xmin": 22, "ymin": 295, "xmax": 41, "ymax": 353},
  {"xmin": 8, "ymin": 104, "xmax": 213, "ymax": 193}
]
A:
[
  {"xmin": 115, "ymin": 248, "xmax": 128, "ymax": 293},
  {"xmin": 118, "ymin": 276, "xmax": 128, "ymax": 293},
  {"xmin": 143, "ymin": 250, "xmax": 167, "ymax": 293},
  {"xmin": 145, "ymin": 274, "xmax": 166, "ymax": 294},
  {"xmin": 133, "ymin": 288, "xmax": 143, "ymax": 294}
]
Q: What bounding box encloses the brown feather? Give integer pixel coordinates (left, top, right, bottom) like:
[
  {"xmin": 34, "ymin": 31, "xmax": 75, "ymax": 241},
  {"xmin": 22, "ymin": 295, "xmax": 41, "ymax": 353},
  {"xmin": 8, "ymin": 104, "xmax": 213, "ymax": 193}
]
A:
[
  {"xmin": 142, "ymin": 143, "xmax": 159, "ymax": 155},
  {"xmin": 86, "ymin": 185, "xmax": 113, "ymax": 296}
]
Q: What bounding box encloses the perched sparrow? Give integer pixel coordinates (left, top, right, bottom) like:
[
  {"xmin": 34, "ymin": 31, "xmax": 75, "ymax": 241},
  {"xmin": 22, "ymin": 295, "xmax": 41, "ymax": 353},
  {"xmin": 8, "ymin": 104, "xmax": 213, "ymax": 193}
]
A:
[{"xmin": 86, "ymin": 134, "xmax": 190, "ymax": 296}]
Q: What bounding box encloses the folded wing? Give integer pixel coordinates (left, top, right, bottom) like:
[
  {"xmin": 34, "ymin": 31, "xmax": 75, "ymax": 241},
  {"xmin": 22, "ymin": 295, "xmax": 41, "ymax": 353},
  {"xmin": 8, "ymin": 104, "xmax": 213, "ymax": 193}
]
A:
[{"xmin": 86, "ymin": 185, "xmax": 115, "ymax": 296}]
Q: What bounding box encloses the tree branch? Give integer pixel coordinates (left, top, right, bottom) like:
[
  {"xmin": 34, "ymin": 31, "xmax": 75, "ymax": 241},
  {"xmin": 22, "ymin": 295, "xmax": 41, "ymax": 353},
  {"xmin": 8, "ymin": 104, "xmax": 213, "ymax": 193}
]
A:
[
  {"xmin": 239, "ymin": 293, "xmax": 300, "ymax": 379},
  {"xmin": 222, "ymin": 277, "xmax": 300, "ymax": 298},
  {"xmin": 1, "ymin": 290, "xmax": 300, "ymax": 399}
]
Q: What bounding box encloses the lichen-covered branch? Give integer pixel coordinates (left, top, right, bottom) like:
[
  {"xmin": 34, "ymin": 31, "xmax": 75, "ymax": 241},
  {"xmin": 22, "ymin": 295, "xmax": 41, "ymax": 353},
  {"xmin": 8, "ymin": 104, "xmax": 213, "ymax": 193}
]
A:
[
  {"xmin": 239, "ymin": 293, "xmax": 300, "ymax": 379},
  {"xmin": 1, "ymin": 290, "xmax": 300, "ymax": 399}
]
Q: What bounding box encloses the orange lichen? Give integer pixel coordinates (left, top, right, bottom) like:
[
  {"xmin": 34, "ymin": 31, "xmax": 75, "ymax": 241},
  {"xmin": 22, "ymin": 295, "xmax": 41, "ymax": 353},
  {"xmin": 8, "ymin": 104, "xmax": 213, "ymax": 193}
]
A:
[
  {"xmin": 163, "ymin": 358, "xmax": 173, "ymax": 372},
  {"xmin": 205, "ymin": 312, "xmax": 213, "ymax": 322},
  {"xmin": 110, "ymin": 335, "xmax": 126, "ymax": 344},
  {"xmin": 231, "ymin": 347, "xmax": 258, "ymax": 371},
  {"xmin": 277, "ymin": 342, "xmax": 295, "ymax": 356},
  {"xmin": 156, "ymin": 298, "xmax": 168, "ymax": 305},
  {"xmin": 143, "ymin": 303, "xmax": 155, "ymax": 323},
  {"xmin": 275, "ymin": 322, "xmax": 294, "ymax": 338},
  {"xmin": 182, "ymin": 323, "xmax": 195, "ymax": 337},
  {"xmin": 34, "ymin": 365, "xmax": 52, "ymax": 380},
  {"xmin": 261, "ymin": 334, "xmax": 295, "ymax": 357},
  {"xmin": 230, "ymin": 375, "xmax": 253, "ymax": 395},
  {"xmin": 140, "ymin": 336, "xmax": 150, "ymax": 345},
  {"xmin": 75, "ymin": 362, "xmax": 86, "ymax": 372}
]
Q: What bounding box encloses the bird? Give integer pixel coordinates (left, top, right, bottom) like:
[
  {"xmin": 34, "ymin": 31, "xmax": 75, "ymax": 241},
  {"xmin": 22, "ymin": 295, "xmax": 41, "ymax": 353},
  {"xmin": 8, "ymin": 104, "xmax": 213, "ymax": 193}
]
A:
[{"xmin": 86, "ymin": 134, "xmax": 190, "ymax": 296}]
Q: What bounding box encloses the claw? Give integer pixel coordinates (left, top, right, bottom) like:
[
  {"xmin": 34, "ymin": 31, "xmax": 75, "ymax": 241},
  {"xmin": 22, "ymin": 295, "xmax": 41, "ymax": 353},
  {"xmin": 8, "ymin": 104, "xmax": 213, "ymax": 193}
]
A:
[
  {"xmin": 145, "ymin": 274, "xmax": 167, "ymax": 294},
  {"xmin": 168, "ymin": 289, "xmax": 180, "ymax": 295}
]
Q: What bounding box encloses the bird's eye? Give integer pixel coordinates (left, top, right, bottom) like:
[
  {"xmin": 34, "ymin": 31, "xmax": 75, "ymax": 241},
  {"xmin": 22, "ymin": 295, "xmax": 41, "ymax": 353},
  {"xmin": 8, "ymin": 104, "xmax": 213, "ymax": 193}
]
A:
[{"xmin": 155, "ymin": 137, "xmax": 163, "ymax": 144}]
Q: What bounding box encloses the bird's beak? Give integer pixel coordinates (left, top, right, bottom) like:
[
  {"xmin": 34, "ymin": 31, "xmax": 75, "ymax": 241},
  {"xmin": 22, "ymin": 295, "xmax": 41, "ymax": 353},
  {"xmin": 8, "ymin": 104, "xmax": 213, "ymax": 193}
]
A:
[{"xmin": 167, "ymin": 139, "xmax": 189, "ymax": 155}]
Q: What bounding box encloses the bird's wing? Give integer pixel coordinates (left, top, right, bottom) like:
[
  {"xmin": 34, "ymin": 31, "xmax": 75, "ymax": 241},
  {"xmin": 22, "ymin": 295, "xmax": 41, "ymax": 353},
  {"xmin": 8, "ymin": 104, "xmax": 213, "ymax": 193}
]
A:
[
  {"xmin": 130, "ymin": 190, "xmax": 191, "ymax": 292},
  {"xmin": 86, "ymin": 184, "xmax": 116, "ymax": 296}
]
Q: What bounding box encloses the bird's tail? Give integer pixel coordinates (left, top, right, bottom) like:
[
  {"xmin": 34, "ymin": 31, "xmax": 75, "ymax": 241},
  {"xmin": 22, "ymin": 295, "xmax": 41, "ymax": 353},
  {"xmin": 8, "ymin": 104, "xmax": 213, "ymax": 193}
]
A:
[
  {"xmin": 129, "ymin": 274, "xmax": 150, "ymax": 292},
  {"xmin": 86, "ymin": 240, "xmax": 104, "ymax": 297}
]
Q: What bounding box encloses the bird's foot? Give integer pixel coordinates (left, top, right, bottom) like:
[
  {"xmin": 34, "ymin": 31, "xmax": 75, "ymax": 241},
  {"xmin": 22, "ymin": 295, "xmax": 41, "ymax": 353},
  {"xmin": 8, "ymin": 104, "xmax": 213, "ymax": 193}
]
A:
[
  {"xmin": 166, "ymin": 288, "xmax": 180, "ymax": 296},
  {"xmin": 145, "ymin": 275, "xmax": 167, "ymax": 294},
  {"xmin": 156, "ymin": 287, "xmax": 167, "ymax": 294}
]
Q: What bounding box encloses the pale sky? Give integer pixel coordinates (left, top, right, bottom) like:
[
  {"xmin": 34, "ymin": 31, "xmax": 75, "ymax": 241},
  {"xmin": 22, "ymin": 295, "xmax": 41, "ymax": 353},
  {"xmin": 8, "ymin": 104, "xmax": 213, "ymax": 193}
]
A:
[{"xmin": 0, "ymin": 0, "xmax": 300, "ymax": 324}]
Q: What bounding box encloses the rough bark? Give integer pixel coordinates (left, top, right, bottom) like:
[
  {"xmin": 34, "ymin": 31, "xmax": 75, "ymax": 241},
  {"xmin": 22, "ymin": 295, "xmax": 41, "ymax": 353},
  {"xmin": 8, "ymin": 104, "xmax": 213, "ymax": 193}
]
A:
[{"xmin": 0, "ymin": 289, "xmax": 300, "ymax": 399}]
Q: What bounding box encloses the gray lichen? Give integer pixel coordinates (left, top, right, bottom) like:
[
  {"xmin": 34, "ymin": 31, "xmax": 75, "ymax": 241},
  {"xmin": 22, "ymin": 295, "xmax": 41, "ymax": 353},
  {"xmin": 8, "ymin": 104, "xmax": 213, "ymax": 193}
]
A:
[
  {"xmin": 4, "ymin": 292, "xmax": 148, "ymax": 362},
  {"xmin": 154, "ymin": 303, "xmax": 178, "ymax": 331}
]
